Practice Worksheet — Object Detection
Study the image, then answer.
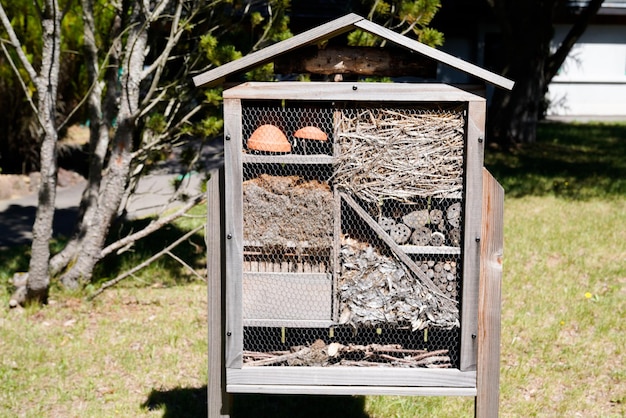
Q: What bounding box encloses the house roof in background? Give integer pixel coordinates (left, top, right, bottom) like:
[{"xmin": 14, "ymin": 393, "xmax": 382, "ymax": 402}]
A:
[
  {"xmin": 192, "ymin": 13, "xmax": 514, "ymax": 90},
  {"xmin": 569, "ymin": 0, "xmax": 626, "ymax": 17},
  {"xmin": 570, "ymin": 0, "xmax": 626, "ymax": 6}
]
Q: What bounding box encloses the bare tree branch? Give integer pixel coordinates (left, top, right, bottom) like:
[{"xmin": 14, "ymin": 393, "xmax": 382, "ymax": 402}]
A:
[
  {"xmin": 88, "ymin": 224, "xmax": 204, "ymax": 300},
  {"xmin": 141, "ymin": 1, "xmax": 184, "ymax": 85},
  {"xmin": 0, "ymin": 41, "xmax": 43, "ymax": 127},
  {"xmin": 546, "ymin": 0, "xmax": 605, "ymax": 82},
  {"xmin": 165, "ymin": 249, "xmax": 206, "ymax": 282},
  {"xmin": 251, "ymin": 3, "xmax": 276, "ymax": 51},
  {"xmin": 100, "ymin": 192, "xmax": 205, "ymax": 258},
  {"xmin": 0, "ymin": 4, "xmax": 39, "ymax": 81}
]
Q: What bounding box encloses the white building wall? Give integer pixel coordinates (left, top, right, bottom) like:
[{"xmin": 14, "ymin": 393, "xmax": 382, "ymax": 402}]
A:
[{"xmin": 547, "ymin": 24, "xmax": 626, "ymax": 116}]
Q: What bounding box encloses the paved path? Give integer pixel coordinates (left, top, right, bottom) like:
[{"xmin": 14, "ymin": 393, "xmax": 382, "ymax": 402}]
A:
[{"xmin": 0, "ymin": 141, "xmax": 223, "ymax": 249}]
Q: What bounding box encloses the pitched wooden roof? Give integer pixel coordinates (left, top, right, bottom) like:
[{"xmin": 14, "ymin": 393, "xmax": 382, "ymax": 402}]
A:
[{"xmin": 192, "ymin": 13, "xmax": 514, "ymax": 90}]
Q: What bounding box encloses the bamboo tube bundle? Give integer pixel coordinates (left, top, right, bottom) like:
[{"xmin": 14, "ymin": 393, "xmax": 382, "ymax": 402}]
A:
[
  {"xmin": 376, "ymin": 201, "xmax": 464, "ymax": 246},
  {"xmin": 416, "ymin": 259, "xmax": 459, "ymax": 300}
]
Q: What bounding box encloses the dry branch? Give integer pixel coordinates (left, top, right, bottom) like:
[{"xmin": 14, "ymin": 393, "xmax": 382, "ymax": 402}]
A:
[
  {"xmin": 333, "ymin": 107, "xmax": 465, "ymax": 203},
  {"xmin": 87, "ymin": 224, "xmax": 204, "ymax": 300},
  {"xmin": 243, "ymin": 340, "xmax": 451, "ymax": 368},
  {"xmin": 101, "ymin": 192, "xmax": 206, "ymax": 258}
]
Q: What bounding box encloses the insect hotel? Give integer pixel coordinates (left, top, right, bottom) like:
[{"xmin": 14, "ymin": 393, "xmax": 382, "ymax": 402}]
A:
[{"xmin": 195, "ymin": 14, "xmax": 512, "ymax": 417}]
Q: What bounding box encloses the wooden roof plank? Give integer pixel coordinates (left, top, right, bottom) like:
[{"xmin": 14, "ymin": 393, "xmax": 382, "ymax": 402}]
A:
[
  {"xmin": 354, "ymin": 19, "xmax": 514, "ymax": 90},
  {"xmin": 193, "ymin": 13, "xmax": 514, "ymax": 90},
  {"xmin": 223, "ymin": 81, "xmax": 486, "ymax": 102},
  {"xmin": 192, "ymin": 13, "xmax": 364, "ymax": 87}
]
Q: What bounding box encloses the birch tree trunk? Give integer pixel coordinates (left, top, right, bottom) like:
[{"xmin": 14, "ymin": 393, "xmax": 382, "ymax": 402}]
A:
[
  {"xmin": 51, "ymin": 0, "xmax": 206, "ymax": 286},
  {"xmin": 49, "ymin": 3, "xmax": 121, "ymax": 277},
  {"xmin": 57, "ymin": 2, "xmax": 162, "ymax": 288},
  {"xmin": 0, "ymin": 0, "xmax": 62, "ymax": 303},
  {"xmin": 3, "ymin": 0, "xmax": 261, "ymax": 301},
  {"xmin": 28, "ymin": 1, "xmax": 62, "ymax": 302}
]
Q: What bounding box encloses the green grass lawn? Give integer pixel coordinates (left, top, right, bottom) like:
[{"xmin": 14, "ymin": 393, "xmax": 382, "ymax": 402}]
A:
[
  {"xmin": 486, "ymin": 122, "xmax": 626, "ymax": 199},
  {"xmin": 1, "ymin": 122, "xmax": 625, "ymax": 417}
]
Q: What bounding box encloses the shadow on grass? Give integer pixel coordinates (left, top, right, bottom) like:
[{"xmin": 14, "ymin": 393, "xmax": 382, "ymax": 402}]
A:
[
  {"xmin": 485, "ymin": 122, "xmax": 626, "ymax": 199},
  {"xmin": 0, "ymin": 213, "xmax": 205, "ymax": 296},
  {"xmin": 143, "ymin": 386, "xmax": 207, "ymax": 417},
  {"xmin": 0, "ymin": 205, "xmax": 79, "ymax": 249},
  {"xmin": 142, "ymin": 387, "xmax": 370, "ymax": 418},
  {"xmin": 231, "ymin": 393, "xmax": 369, "ymax": 418}
]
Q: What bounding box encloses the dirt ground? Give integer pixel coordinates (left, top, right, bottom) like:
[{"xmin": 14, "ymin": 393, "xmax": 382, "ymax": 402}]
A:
[
  {"xmin": 0, "ymin": 174, "xmax": 33, "ymax": 200},
  {"xmin": 0, "ymin": 169, "xmax": 85, "ymax": 201},
  {"xmin": 0, "ymin": 125, "xmax": 89, "ymax": 201}
]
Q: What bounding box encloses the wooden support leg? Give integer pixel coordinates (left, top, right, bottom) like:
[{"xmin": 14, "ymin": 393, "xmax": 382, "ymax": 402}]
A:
[
  {"xmin": 475, "ymin": 168, "xmax": 504, "ymax": 417},
  {"xmin": 207, "ymin": 168, "xmax": 232, "ymax": 417}
]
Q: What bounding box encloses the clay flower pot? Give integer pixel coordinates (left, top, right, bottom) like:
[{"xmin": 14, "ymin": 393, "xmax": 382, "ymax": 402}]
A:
[
  {"xmin": 293, "ymin": 126, "xmax": 330, "ymax": 155},
  {"xmin": 247, "ymin": 124, "xmax": 291, "ymax": 153},
  {"xmin": 293, "ymin": 126, "xmax": 328, "ymax": 141}
]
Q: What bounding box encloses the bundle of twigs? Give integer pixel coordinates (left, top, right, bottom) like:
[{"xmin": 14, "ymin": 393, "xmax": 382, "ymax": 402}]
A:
[
  {"xmin": 243, "ymin": 340, "xmax": 451, "ymax": 368},
  {"xmin": 333, "ymin": 107, "xmax": 465, "ymax": 203}
]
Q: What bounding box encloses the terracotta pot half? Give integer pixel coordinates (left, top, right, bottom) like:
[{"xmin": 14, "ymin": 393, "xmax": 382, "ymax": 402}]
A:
[
  {"xmin": 293, "ymin": 126, "xmax": 328, "ymax": 141},
  {"xmin": 247, "ymin": 124, "xmax": 291, "ymax": 153}
]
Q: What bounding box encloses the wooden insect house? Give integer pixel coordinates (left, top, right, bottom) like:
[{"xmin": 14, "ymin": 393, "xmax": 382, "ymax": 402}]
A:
[{"xmin": 195, "ymin": 14, "xmax": 512, "ymax": 418}]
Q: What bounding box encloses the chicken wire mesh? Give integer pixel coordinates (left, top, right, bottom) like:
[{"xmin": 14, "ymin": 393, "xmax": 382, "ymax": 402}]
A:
[{"xmin": 239, "ymin": 101, "xmax": 466, "ymax": 368}]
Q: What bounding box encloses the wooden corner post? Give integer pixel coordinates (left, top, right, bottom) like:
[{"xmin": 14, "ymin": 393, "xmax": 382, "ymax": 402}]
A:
[
  {"xmin": 475, "ymin": 168, "xmax": 504, "ymax": 417},
  {"xmin": 207, "ymin": 167, "xmax": 231, "ymax": 418}
]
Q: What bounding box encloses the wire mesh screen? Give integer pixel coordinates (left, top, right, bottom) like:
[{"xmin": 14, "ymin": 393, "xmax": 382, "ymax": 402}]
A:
[
  {"xmin": 242, "ymin": 101, "xmax": 334, "ymax": 156},
  {"xmin": 239, "ymin": 101, "xmax": 466, "ymax": 369}
]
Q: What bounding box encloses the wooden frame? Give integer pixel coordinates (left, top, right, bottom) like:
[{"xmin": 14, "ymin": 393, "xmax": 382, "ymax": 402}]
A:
[
  {"xmin": 209, "ymin": 83, "xmax": 502, "ymax": 416},
  {"xmin": 217, "ymin": 82, "xmax": 490, "ymax": 393},
  {"xmin": 223, "ymin": 98, "xmax": 244, "ymax": 369},
  {"xmin": 207, "ymin": 168, "xmax": 230, "ymax": 417},
  {"xmin": 476, "ymin": 169, "xmax": 505, "ymax": 417},
  {"xmin": 201, "ymin": 12, "xmax": 510, "ymax": 417},
  {"xmin": 207, "ymin": 162, "xmax": 504, "ymax": 416},
  {"xmin": 461, "ymin": 100, "xmax": 487, "ymax": 372}
]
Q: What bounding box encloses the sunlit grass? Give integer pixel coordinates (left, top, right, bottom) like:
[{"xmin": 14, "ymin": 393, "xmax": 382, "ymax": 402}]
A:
[
  {"xmin": 1, "ymin": 122, "xmax": 625, "ymax": 416},
  {"xmin": 365, "ymin": 396, "xmax": 473, "ymax": 417},
  {"xmin": 0, "ymin": 285, "xmax": 208, "ymax": 417},
  {"xmin": 363, "ymin": 196, "xmax": 626, "ymax": 417},
  {"xmin": 486, "ymin": 122, "xmax": 626, "ymax": 199},
  {"xmin": 498, "ymin": 197, "xmax": 626, "ymax": 417}
]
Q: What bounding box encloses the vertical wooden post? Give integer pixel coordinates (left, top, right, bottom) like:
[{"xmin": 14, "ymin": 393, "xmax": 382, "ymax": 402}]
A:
[
  {"xmin": 207, "ymin": 167, "xmax": 231, "ymax": 418},
  {"xmin": 223, "ymin": 98, "xmax": 244, "ymax": 368},
  {"xmin": 476, "ymin": 168, "xmax": 504, "ymax": 417},
  {"xmin": 461, "ymin": 99, "xmax": 486, "ymax": 372}
]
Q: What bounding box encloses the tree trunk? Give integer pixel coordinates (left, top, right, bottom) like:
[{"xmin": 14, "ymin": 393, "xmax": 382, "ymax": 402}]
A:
[
  {"xmin": 49, "ymin": 5, "xmax": 121, "ymax": 277},
  {"xmin": 58, "ymin": 6, "xmax": 149, "ymax": 288},
  {"xmin": 488, "ymin": 0, "xmax": 605, "ymax": 146},
  {"xmin": 3, "ymin": 0, "xmax": 211, "ymax": 298},
  {"xmin": 26, "ymin": 0, "xmax": 62, "ymax": 304},
  {"xmin": 487, "ymin": 0, "xmax": 555, "ymax": 147},
  {"xmin": 51, "ymin": 0, "xmax": 200, "ymax": 286}
]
